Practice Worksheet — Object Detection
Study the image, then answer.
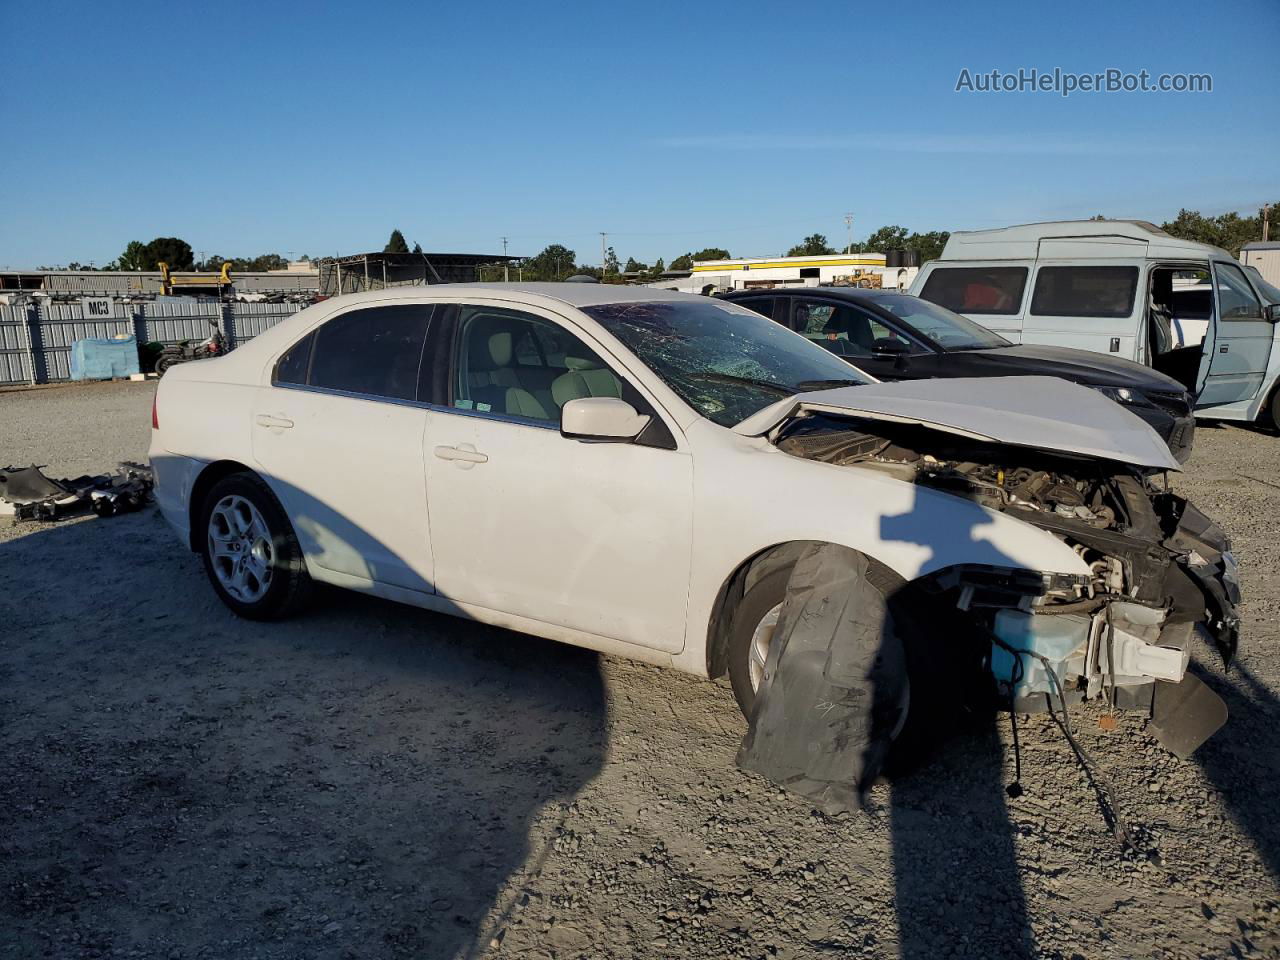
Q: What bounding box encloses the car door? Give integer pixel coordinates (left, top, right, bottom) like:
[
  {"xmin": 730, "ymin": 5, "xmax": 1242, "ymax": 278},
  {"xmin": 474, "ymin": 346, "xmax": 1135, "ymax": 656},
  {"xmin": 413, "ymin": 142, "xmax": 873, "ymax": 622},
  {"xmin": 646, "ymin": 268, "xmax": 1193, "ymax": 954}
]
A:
[
  {"xmin": 251, "ymin": 302, "xmax": 436, "ymax": 593},
  {"xmin": 1195, "ymin": 260, "xmax": 1276, "ymax": 407},
  {"xmin": 422, "ymin": 301, "xmax": 694, "ymax": 653}
]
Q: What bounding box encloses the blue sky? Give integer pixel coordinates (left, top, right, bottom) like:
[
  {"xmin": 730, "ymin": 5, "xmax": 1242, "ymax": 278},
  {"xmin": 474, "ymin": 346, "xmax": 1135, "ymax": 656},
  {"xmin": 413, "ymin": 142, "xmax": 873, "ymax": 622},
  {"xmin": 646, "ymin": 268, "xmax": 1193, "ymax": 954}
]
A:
[{"xmin": 1, "ymin": 0, "xmax": 1276, "ymax": 268}]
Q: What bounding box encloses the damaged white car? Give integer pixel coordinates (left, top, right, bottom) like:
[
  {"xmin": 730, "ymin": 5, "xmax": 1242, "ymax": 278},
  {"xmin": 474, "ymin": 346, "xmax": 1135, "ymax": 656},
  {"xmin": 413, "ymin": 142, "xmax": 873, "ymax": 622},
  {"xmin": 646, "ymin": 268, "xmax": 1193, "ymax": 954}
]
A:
[{"xmin": 150, "ymin": 285, "xmax": 1240, "ymax": 799}]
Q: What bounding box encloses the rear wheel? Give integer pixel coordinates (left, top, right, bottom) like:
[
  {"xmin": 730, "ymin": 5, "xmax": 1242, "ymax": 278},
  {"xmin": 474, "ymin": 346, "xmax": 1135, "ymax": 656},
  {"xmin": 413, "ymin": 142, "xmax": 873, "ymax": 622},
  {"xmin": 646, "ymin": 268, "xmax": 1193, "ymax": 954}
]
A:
[
  {"xmin": 1267, "ymin": 384, "xmax": 1280, "ymax": 431},
  {"xmin": 198, "ymin": 472, "xmax": 311, "ymax": 620},
  {"xmin": 155, "ymin": 351, "xmax": 182, "ymax": 376}
]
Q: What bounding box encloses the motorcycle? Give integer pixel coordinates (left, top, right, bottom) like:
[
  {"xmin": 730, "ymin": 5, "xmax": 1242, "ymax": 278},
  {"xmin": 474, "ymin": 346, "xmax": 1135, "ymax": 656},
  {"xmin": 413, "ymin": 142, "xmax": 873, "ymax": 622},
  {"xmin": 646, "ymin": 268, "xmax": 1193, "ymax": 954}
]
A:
[{"xmin": 155, "ymin": 318, "xmax": 227, "ymax": 375}]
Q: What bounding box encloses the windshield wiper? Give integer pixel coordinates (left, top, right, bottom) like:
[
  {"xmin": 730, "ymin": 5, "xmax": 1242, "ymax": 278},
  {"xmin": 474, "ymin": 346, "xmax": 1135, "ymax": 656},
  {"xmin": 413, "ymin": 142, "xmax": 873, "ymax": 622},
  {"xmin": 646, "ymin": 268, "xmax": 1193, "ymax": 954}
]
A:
[
  {"xmin": 795, "ymin": 378, "xmax": 864, "ymax": 390},
  {"xmin": 684, "ymin": 371, "xmax": 796, "ymax": 395}
]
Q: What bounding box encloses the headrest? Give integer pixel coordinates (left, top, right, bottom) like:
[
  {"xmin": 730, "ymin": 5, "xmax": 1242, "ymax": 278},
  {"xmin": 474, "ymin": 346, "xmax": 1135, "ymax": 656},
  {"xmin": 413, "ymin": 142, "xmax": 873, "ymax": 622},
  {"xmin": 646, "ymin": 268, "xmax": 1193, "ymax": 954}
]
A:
[
  {"xmin": 487, "ymin": 331, "xmax": 513, "ymax": 367},
  {"xmin": 564, "ymin": 354, "xmax": 600, "ymax": 371}
]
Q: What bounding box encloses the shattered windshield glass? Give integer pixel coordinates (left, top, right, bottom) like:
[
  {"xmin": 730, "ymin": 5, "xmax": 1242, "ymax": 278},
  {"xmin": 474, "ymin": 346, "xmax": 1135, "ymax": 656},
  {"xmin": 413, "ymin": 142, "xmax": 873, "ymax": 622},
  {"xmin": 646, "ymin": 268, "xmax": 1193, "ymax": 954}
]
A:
[{"xmin": 583, "ymin": 299, "xmax": 870, "ymax": 426}]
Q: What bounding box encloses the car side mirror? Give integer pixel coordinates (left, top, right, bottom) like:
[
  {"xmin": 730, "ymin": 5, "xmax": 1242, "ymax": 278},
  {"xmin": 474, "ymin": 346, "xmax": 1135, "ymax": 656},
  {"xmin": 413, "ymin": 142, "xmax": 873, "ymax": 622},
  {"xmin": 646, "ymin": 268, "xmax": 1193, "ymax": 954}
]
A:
[
  {"xmin": 1265, "ymin": 303, "xmax": 1280, "ymax": 323},
  {"xmin": 871, "ymin": 338, "xmax": 909, "ymax": 356},
  {"xmin": 870, "ymin": 339, "xmax": 910, "ymax": 367},
  {"xmin": 561, "ymin": 397, "xmax": 651, "ymax": 442}
]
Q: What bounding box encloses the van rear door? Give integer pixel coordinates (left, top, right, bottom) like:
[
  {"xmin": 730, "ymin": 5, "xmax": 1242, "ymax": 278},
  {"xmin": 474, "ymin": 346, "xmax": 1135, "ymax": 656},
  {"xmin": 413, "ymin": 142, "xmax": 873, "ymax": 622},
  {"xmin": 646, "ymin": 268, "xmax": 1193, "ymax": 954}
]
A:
[{"xmin": 1195, "ymin": 260, "xmax": 1275, "ymax": 407}]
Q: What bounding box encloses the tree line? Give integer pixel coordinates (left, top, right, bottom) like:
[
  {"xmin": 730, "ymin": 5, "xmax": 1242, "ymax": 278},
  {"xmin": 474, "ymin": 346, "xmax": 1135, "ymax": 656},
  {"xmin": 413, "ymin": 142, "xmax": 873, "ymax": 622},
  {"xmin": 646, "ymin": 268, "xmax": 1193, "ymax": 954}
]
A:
[
  {"xmin": 62, "ymin": 237, "xmax": 309, "ymax": 273},
  {"xmin": 1153, "ymin": 203, "xmax": 1275, "ymax": 258},
  {"xmin": 52, "ymin": 204, "xmax": 1276, "ymax": 276}
]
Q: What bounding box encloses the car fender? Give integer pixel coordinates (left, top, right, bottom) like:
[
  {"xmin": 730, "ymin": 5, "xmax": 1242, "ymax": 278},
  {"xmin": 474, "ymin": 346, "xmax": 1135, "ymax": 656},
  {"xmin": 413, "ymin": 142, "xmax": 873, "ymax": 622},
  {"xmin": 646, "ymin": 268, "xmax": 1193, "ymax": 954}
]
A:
[{"xmin": 671, "ymin": 420, "xmax": 1090, "ymax": 676}]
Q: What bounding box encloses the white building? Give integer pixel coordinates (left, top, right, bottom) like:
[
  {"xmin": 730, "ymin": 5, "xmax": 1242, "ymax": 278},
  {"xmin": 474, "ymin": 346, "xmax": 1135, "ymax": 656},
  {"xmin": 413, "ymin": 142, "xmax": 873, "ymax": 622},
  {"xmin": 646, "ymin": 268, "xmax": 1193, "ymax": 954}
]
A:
[
  {"xmin": 1240, "ymin": 242, "xmax": 1280, "ymax": 286},
  {"xmin": 645, "ymin": 253, "xmax": 918, "ymax": 294}
]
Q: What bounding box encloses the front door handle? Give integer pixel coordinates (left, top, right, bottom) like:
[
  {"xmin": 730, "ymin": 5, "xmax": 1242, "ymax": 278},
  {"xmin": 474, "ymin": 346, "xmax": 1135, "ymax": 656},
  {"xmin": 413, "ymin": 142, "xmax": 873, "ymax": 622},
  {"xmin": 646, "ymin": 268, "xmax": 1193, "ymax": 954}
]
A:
[
  {"xmin": 255, "ymin": 413, "xmax": 294, "ymax": 430},
  {"xmin": 434, "ymin": 443, "xmax": 488, "ymax": 466}
]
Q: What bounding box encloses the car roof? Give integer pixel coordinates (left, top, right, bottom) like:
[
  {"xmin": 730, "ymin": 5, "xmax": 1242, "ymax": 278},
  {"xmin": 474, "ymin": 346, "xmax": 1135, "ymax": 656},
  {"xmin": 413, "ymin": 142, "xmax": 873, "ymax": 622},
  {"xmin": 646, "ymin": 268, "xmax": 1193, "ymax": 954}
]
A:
[
  {"xmin": 722, "ymin": 286, "xmax": 904, "ymax": 305},
  {"xmin": 312, "ymin": 282, "xmax": 698, "ymax": 311},
  {"xmin": 937, "ymin": 219, "xmax": 1233, "ymax": 261}
]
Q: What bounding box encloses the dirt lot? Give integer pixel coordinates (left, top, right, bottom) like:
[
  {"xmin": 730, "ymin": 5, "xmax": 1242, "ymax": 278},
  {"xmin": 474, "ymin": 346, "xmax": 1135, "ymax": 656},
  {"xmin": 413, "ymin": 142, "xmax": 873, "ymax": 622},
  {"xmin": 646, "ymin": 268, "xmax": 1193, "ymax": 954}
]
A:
[{"xmin": 2, "ymin": 380, "xmax": 1278, "ymax": 960}]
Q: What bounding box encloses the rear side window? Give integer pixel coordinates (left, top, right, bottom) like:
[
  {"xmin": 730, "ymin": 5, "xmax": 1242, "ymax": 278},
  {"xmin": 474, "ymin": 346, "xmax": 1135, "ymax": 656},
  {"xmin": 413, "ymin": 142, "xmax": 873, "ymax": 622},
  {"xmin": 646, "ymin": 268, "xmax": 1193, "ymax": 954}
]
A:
[
  {"xmin": 733, "ymin": 297, "xmax": 776, "ymax": 321},
  {"xmin": 919, "ymin": 267, "xmax": 1027, "ymax": 315},
  {"xmin": 307, "ymin": 304, "xmax": 433, "ymax": 401},
  {"xmin": 274, "ymin": 331, "xmax": 313, "ymax": 385},
  {"xmin": 1030, "ymin": 266, "xmax": 1139, "ymax": 318}
]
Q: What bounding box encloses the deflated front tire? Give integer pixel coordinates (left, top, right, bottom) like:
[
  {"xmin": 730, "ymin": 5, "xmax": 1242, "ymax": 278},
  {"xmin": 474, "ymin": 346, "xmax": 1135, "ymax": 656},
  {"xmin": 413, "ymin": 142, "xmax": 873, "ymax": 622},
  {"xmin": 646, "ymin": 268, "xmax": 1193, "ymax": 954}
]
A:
[{"xmin": 734, "ymin": 545, "xmax": 914, "ymax": 812}]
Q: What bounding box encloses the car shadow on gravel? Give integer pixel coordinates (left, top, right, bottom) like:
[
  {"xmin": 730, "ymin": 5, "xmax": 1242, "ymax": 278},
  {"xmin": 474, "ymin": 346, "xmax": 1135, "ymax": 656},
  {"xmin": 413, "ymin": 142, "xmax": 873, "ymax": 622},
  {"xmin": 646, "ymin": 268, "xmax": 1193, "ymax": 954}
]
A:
[
  {"xmin": 879, "ymin": 495, "xmax": 1037, "ymax": 959},
  {"xmin": 0, "ymin": 509, "xmax": 607, "ymax": 960},
  {"xmin": 1193, "ymin": 660, "xmax": 1280, "ymax": 881}
]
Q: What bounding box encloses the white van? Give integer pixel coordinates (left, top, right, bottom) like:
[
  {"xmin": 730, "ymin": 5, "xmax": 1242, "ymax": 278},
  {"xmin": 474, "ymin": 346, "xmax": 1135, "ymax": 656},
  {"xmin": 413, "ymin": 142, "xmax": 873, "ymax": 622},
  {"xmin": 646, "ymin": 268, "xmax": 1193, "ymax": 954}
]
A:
[{"xmin": 909, "ymin": 220, "xmax": 1280, "ymax": 428}]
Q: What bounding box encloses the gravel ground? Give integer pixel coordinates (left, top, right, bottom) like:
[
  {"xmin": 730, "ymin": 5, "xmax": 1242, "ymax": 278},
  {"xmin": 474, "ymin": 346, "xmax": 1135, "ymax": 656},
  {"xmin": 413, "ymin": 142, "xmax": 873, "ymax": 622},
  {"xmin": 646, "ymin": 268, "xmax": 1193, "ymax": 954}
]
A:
[{"xmin": 1, "ymin": 380, "xmax": 1277, "ymax": 960}]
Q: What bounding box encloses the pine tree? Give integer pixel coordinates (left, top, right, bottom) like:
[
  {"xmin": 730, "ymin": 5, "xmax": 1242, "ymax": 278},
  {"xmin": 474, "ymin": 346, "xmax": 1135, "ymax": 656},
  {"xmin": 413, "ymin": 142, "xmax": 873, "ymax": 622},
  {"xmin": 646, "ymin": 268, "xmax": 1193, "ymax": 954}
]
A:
[{"xmin": 384, "ymin": 229, "xmax": 410, "ymax": 254}]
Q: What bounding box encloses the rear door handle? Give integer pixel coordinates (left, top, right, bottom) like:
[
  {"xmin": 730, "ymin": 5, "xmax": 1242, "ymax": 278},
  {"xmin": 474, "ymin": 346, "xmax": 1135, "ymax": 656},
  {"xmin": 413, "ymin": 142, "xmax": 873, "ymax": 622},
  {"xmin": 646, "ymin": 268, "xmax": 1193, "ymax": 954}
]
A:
[
  {"xmin": 434, "ymin": 444, "xmax": 488, "ymax": 465},
  {"xmin": 255, "ymin": 414, "xmax": 294, "ymax": 429}
]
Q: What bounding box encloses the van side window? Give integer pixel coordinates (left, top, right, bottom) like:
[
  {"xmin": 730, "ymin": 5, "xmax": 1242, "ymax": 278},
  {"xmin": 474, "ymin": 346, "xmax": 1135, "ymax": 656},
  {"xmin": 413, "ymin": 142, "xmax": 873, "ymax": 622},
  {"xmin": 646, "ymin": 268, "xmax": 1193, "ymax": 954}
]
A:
[
  {"xmin": 1214, "ymin": 263, "xmax": 1264, "ymax": 322},
  {"xmin": 919, "ymin": 267, "xmax": 1027, "ymax": 315},
  {"xmin": 1030, "ymin": 266, "xmax": 1139, "ymax": 319}
]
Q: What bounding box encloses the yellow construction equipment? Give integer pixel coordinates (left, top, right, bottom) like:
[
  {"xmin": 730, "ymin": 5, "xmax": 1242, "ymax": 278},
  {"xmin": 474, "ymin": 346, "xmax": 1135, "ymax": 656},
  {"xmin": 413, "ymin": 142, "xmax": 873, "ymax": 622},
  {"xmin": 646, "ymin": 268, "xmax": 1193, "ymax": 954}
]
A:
[{"xmin": 158, "ymin": 261, "xmax": 232, "ymax": 296}]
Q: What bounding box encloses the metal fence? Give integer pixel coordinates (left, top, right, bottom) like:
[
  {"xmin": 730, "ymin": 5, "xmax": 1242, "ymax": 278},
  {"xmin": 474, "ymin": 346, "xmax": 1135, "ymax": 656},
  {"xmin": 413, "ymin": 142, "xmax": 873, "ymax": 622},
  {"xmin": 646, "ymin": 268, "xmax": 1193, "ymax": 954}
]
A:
[{"xmin": 0, "ymin": 300, "xmax": 308, "ymax": 386}]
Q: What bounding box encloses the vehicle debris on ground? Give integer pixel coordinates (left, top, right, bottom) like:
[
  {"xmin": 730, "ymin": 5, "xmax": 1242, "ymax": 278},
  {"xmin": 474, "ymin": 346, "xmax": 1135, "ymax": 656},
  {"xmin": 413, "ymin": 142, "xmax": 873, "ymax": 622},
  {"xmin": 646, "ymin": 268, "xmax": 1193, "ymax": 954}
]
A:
[{"xmin": 0, "ymin": 461, "xmax": 153, "ymax": 522}]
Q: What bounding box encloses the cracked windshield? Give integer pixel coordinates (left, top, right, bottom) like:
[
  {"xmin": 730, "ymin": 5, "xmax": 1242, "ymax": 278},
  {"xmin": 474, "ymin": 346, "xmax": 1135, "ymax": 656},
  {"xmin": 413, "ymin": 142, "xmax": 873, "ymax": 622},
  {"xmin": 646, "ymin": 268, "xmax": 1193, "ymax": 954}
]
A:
[{"xmin": 584, "ymin": 299, "xmax": 869, "ymax": 426}]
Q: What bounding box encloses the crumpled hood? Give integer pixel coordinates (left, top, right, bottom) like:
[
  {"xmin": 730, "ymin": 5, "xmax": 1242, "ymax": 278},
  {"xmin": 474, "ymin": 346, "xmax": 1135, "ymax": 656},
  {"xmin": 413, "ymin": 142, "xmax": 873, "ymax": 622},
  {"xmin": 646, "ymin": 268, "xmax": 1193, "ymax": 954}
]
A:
[{"xmin": 732, "ymin": 375, "xmax": 1181, "ymax": 470}]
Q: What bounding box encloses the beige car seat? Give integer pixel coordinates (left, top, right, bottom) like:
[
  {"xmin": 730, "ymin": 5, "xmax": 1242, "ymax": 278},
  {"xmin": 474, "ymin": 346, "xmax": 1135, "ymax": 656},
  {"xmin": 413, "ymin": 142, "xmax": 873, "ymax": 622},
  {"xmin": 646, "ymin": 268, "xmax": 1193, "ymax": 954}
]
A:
[
  {"xmin": 551, "ymin": 355, "xmax": 623, "ymax": 408},
  {"xmin": 467, "ymin": 324, "xmax": 550, "ymax": 420}
]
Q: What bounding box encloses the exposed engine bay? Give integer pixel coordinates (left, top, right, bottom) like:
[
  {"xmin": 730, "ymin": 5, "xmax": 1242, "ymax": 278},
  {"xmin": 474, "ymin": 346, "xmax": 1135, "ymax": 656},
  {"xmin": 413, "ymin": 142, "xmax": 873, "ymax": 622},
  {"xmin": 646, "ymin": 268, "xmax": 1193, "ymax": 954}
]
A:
[{"xmin": 775, "ymin": 413, "xmax": 1241, "ymax": 756}]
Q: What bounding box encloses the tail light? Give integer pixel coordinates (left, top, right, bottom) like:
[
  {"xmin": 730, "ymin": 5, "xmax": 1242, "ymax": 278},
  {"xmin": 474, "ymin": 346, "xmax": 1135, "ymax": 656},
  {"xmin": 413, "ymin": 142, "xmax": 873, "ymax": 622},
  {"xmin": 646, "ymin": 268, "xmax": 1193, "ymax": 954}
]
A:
[{"xmin": 151, "ymin": 393, "xmax": 159, "ymax": 430}]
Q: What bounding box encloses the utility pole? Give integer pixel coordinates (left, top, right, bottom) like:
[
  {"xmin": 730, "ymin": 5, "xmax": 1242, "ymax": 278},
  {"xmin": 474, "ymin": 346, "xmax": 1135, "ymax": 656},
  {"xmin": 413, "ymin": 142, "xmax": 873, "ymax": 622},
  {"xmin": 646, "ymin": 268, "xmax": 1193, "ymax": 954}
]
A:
[
  {"xmin": 501, "ymin": 237, "xmax": 510, "ymax": 281},
  {"xmin": 843, "ymin": 213, "xmax": 855, "ymax": 254},
  {"xmin": 1263, "ymin": 204, "xmax": 1271, "ymax": 243},
  {"xmin": 600, "ymin": 232, "xmax": 608, "ymax": 278}
]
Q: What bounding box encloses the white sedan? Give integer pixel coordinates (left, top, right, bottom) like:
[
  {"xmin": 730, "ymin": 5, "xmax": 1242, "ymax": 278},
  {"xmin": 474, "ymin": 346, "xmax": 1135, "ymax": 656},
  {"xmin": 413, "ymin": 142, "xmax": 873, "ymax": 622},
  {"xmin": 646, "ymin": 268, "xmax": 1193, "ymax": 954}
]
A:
[{"xmin": 150, "ymin": 284, "xmax": 1238, "ymax": 756}]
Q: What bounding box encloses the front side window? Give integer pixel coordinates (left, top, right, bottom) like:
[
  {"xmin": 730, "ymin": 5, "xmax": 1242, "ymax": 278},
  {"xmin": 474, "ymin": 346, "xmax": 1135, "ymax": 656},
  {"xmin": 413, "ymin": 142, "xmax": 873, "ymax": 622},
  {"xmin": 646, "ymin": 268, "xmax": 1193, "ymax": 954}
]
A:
[
  {"xmin": 452, "ymin": 306, "xmax": 622, "ymax": 423},
  {"xmin": 792, "ymin": 299, "xmax": 919, "ymax": 358},
  {"xmin": 305, "ymin": 304, "xmax": 432, "ymax": 401},
  {"xmin": 1030, "ymin": 266, "xmax": 1139, "ymax": 318},
  {"xmin": 919, "ymin": 266, "xmax": 1028, "ymax": 315},
  {"xmin": 874, "ymin": 294, "xmax": 1009, "ymax": 350},
  {"xmin": 583, "ymin": 299, "xmax": 870, "ymax": 427},
  {"xmin": 1245, "ymin": 267, "xmax": 1280, "ymax": 305},
  {"xmin": 1214, "ymin": 263, "xmax": 1264, "ymax": 321}
]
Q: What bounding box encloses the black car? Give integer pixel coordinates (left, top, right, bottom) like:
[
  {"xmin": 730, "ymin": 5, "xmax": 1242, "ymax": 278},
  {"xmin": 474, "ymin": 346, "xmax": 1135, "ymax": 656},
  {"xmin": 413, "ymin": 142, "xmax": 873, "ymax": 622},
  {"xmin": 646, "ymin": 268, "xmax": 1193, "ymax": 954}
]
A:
[{"xmin": 719, "ymin": 287, "xmax": 1196, "ymax": 462}]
